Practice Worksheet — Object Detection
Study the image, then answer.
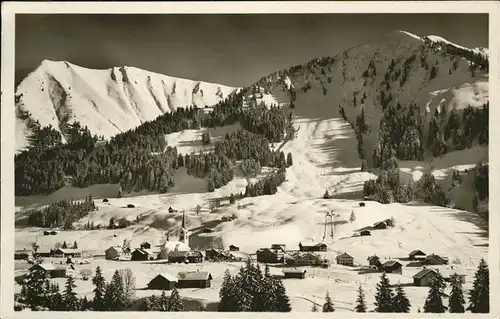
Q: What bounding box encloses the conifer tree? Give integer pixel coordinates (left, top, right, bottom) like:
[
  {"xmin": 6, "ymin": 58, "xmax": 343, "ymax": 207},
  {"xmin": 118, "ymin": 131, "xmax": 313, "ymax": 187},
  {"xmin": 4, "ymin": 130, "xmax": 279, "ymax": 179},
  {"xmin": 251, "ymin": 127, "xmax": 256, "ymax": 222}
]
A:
[
  {"xmin": 468, "ymin": 258, "xmax": 489, "ymax": 313},
  {"xmin": 275, "ymin": 278, "xmax": 292, "ymax": 312},
  {"xmin": 374, "ymin": 272, "xmax": 394, "ymax": 312},
  {"xmin": 322, "ymin": 291, "xmax": 335, "ymax": 312},
  {"xmin": 47, "ymin": 283, "xmax": 63, "ymax": 311},
  {"xmin": 311, "ymin": 303, "xmax": 318, "ymax": 312},
  {"xmin": 392, "ymin": 284, "xmax": 410, "ymax": 313},
  {"xmin": 286, "ymin": 152, "xmax": 293, "ymax": 167},
  {"xmin": 104, "ymin": 270, "xmax": 127, "ymax": 311},
  {"xmin": 423, "ymin": 271, "xmax": 447, "ymax": 313},
  {"xmin": 63, "ymin": 276, "xmax": 79, "ymax": 311},
  {"xmin": 92, "ymin": 266, "xmax": 106, "ymax": 311},
  {"xmin": 323, "ymin": 190, "xmax": 330, "ymax": 199},
  {"xmin": 355, "ymin": 284, "xmax": 367, "ymax": 312},
  {"xmin": 449, "ymin": 273, "xmax": 465, "ymax": 313},
  {"xmin": 20, "ymin": 266, "xmax": 47, "ymax": 309},
  {"xmin": 80, "ymin": 295, "xmax": 90, "ymax": 311},
  {"xmin": 167, "ymin": 287, "xmax": 184, "ymax": 311},
  {"xmin": 73, "ymin": 240, "xmax": 78, "ymax": 249},
  {"xmin": 350, "ymin": 211, "xmax": 356, "ymax": 223},
  {"xmin": 218, "ymin": 270, "xmax": 235, "ymax": 311},
  {"xmin": 62, "ymin": 241, "xmax": 68, "ymax": 249}
]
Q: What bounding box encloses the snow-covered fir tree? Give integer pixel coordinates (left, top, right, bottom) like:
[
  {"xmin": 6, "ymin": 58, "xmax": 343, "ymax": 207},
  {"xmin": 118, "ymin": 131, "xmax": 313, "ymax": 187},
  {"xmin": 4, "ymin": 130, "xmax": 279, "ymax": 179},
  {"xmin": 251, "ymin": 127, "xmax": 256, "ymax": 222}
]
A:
[
  {"xmin": 92, "ymin": 266, "xmax": 106, "ymax": 311},
  {"xmin": 423, "ymin": 270, "xmax": 447, "ymax": 313},
  {"xmin": 322, "ymin": 291, "xmax": 335, "ymax": 312},
  {"xmin": 392, "ymin": 283, "xmax": 411, "ymax": 313},
  {"xmin": 448, "ymin": 273, "xmax": 465, "ymax": 313},
  {"xmin": 374, "ymin": 272, "xmax": 394, "ymax": 312},
  {"xmin": 468, "ymin": 258, "xmax": 489, "ymax": 313},
  {"xmin": 355, "ymin": 284, "xmax": 367, "ymax": 312},
  {"xmin": 167, "ymin": 288, "xmax": 184, "ymax": 311},
  {"xmin": 63, "ymin": 276, "xmax": 79, "ymax": 311}
]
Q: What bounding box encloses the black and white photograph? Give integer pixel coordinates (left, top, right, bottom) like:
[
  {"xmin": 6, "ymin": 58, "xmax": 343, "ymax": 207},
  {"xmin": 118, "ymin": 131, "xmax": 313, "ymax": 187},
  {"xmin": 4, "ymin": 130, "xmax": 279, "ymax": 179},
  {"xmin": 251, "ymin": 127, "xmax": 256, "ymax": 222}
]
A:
[{"xmin": 1, "ymin": 1, "xmax": 498, "ymax": 316}]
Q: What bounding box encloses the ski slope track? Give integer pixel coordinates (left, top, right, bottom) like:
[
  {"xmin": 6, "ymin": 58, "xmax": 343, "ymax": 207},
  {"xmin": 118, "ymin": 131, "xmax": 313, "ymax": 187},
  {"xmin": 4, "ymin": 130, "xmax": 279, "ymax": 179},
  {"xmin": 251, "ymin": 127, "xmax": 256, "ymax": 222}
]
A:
[{"xmin": 15, "ymin": 60, "xmax": 238, "ymax": 152}]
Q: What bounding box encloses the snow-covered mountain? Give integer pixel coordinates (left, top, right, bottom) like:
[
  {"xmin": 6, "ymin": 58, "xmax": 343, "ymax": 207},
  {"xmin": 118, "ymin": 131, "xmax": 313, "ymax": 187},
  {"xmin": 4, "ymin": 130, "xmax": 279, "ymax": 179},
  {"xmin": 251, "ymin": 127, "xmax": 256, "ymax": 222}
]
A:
[
  {"xmin": 15, "ymin": 60, "xmax": 238, "ymax": 152},
  {"xmin": 242, "ymin": 30, "xmax": 488, "ymax": 166}
]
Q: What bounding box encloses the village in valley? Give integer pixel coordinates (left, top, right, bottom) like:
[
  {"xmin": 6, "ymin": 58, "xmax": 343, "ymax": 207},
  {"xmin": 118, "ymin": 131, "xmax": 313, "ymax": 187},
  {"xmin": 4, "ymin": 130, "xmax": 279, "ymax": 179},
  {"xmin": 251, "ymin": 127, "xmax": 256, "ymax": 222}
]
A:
[{"xmin": 10, "ymin": 12, "xmax": 491, "ymax": 314}]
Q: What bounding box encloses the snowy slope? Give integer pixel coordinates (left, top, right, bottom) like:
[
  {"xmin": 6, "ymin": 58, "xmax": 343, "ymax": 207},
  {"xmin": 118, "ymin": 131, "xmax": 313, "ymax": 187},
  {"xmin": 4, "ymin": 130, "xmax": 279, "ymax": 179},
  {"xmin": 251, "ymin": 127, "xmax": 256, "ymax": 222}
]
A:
[
  {"xmin": 15, "ymin": 60, "xmax": 238, "ymax": 152},
  {"xmin": 243, "ymin": 30, "xmax": 489, "ymax": 166}
]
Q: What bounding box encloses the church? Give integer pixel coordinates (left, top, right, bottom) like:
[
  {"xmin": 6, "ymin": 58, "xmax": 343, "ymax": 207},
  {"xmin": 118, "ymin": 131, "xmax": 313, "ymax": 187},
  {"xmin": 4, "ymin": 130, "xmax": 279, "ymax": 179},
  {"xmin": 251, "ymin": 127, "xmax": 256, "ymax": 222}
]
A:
[{"xmin": 178, "ymin": 211, "xmax": 190, "ymax": 247}]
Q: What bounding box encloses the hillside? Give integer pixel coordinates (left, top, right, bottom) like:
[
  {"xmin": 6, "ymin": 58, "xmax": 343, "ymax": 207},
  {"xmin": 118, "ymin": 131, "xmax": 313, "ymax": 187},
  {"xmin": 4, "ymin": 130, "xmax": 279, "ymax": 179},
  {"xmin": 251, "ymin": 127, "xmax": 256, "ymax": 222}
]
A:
[
  {"xmin": 15, "ymin": 60, "xmax": 238, "ymax": 152},
  {"xmin": 243, "ymin": 30, "xmax": 488, "ymax": 167}
]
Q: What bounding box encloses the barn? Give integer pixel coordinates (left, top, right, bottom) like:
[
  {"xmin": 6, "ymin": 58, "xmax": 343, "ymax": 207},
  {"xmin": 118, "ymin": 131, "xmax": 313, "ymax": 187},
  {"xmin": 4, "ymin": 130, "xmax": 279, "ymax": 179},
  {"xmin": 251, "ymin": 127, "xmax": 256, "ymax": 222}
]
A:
[
  {"xmin": 282, "ymin": 268, "xmax": 307, "ymax": 279},
  {"xmin": 367, "ymin": 255, "xmax": 382, "ymax": 268},
  {"xmin": 14, "ymin": 249, "xmax": 32, "ymax": 260},
  {"xmin": 413, "ymin": 268, "xmax": 438, "ymax": 286},
  {"xmin": 373, "ymin": 222, "xmax": 387, "ymax": 230},
  {"xmin": 360, "ymin": 230, "xmax": 371, "ymax": 236},
  {"xmin": 229, "ymin": 245, "xmax": 239, "ymax": 251},
  {"xmin": 140, "ymin": 242, "xmax": 152, "ymax": 249},
  {"xmin": 177, "ymin": 271, "xmax": 213, "ymax": 288},
  {"xmin": 382, "ymin": 260, "xmax": 403, "ymax": 274},
  {"xmin": 29, "ymin": 263, "xmax": 68, "ymax": 278},
  {"xmin": 131, "ymin": 248, "xmax": 156, "ymax": 261},
  {"xmin": 336, "ymin": 253, "xmax": 354, "ymax": 266},
  {"xmin": 147, "ymin": 273, "xmax": 178, "ymax": 290}
]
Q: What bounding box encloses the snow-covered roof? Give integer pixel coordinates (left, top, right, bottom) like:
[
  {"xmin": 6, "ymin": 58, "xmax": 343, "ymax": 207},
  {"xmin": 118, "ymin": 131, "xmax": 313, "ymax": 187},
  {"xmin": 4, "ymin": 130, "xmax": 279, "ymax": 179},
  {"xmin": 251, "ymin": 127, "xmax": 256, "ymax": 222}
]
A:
[
  {"xmin": 382, "ymin": 260, "xmax": 402, "ymax": 268},
  {"xmin": 412, "ymin": 268, "xmax": 437, "ymax": 279},
  {"xmin": 177, "ymin": 271, "xmax": 212, "ymax": 281},
  {"xmin": 152, "ymin": 273, "xmax": 178, "ymax": 282},
  {"xmin": 336, "ymin": 253, "xmax": 354, "ymax": 259},
  {"xmin": 282, "ymin": 268, "xmax": 306, "ymax": 274}
]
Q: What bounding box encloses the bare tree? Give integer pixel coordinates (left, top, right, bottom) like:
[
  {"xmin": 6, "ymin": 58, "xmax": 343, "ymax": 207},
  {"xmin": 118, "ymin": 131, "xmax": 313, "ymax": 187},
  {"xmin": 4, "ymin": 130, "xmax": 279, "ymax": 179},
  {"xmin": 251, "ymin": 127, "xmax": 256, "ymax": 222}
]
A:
[
  {"xmin": 119, "ymin": 268, "xmax": 136, "ymax": 302},
  {"xmin": 80, "ymin": 268, "xmax": 92, "ymax": 281}
]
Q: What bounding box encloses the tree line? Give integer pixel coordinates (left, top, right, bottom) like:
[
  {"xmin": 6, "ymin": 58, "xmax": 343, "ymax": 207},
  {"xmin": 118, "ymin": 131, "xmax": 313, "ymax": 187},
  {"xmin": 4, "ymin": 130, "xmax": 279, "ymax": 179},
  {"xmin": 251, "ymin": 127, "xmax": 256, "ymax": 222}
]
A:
[
  {"xmin": 26, "ymin": 195, "xmax": 97, "ymax": 229},
  {"xmin": 244, "ymin": 168, "xmax": 287, "ymax": 197}
]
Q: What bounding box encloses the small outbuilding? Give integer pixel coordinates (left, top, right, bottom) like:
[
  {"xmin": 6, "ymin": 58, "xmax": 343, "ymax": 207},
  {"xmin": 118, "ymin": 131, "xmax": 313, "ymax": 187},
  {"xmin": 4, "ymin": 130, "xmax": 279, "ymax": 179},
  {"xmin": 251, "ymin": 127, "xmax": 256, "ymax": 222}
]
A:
[
  {"xmin": 373, "ymin": 221, "xmax": 387, "ymax": 230},
  {"xmin": 177, "ymin": 271, "xmax": 213, "ymax": 288},
  {"xmin": 140, "ymin": 242, "xmax": 152, "ymax": 249},
  {"xmin": 282, "ymin": 268, "xmax": 307, "ymax": 279},
  {"xmin": 105, "ymin": 246, "xmax": 124, "ymax": 260},
  {"xmin": 229, "ymin": 245, "xmax": 239, "ymax": 251},
  {"xmin": 359, "ymin": 202, "xmax": 366, "ymax": 207},
  {"xmin": 131, "ymin": 248, "xmax": 156, "ymax": 261},
  {"xmin": 360, "ymin": 230, "xmax": 371, "ymax": 236},
  {"xmin": 147, "ymin": 273, "xmax": 178, "ymax": 290}
]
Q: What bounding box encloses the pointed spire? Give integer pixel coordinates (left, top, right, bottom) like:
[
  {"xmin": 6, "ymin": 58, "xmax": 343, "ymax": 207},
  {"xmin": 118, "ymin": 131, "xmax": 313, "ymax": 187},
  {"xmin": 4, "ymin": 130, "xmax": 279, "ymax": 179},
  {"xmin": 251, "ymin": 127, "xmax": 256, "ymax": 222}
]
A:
[{"xmin": 181, "ymin": 211, "xmax": 186, "ymax": 229}]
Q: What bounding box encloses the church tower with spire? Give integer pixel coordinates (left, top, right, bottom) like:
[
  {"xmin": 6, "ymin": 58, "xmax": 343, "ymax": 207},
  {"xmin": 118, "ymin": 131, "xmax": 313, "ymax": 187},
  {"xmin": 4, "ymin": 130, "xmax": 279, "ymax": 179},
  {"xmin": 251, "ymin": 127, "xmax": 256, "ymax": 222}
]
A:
[{"xmin": 179, "ymin": 211, "xmax": 190, "ymax": 247}]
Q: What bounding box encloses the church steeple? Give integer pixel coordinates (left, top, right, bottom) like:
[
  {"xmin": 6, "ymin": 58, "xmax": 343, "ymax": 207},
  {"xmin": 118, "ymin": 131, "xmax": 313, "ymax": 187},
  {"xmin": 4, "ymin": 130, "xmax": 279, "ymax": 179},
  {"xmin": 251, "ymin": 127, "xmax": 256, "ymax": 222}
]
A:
[{"xmin": 179, "ymin": 211, "xmax": 189, "ymax": 247}]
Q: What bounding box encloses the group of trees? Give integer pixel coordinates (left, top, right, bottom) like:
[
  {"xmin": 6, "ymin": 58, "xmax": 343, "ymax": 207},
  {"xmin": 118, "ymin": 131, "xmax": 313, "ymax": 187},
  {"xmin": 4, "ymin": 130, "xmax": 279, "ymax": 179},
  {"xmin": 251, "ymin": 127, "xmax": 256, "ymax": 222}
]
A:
[
  {"xmin": 186, "ymin": 152, "xmax": 234, "ymax": 192},
  {"xmin": 17, "ymin": 265, "xmax": 137, "ymax": 312},
  {"xmin": 358, "ymin": 258, "xmax": 489, "ymax": 313},
  {"xmin": 414, "ymin": 172, "xmax": 450, "ymax": 207},
  {"xmin": 143, "ymin": 288, "xmax": 184, "ymax": 311},
  {"xmin": 218, "ymin": 259, "xmax": 291, "ymax": 312},
  {"xmin": 472, "ymin": 162, "xmax": 489, "ymax": 220},
  {"xmin": 372, "ymin": 103, "xmax": 424, "ymax": 168},
  {"xmin": 363, "ymin": 157, "xmax": 414, "ymax": 204},
  {"xmin": 239, "ymin": 105, "xmax": 290, "ymax": 143},
  {"xmin": 26, "ymin": 195, "xmax": 97, "ymax": 229},
  {"xmin": 244, "ymin": 168, "xmax": 287, "ymax": 197}
]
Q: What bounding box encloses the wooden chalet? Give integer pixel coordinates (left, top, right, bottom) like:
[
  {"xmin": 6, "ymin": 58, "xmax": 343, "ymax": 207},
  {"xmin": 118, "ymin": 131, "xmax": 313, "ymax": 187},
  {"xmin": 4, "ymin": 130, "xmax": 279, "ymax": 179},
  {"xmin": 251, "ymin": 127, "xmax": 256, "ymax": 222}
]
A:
[
  {"xmin": 14, "ymin": 249, "xmax": 32, "ymax": 260},
  {"xmin": 177, "ymin": 271, "xmax": 213, "ymax": 288},
  {"xmin": 229, "ymin": 245, "xmax": 239, "ymax": 251},
  {"xmin": 413, "ymin": 268, "xmax": 438, "ymax": 286},
  {"xmin": 147, "ymin": 273, "xmax": 178, "ymax": 290},
  {"xmin": 298, "ymin": 242, "xmax": 327, "ymax": 252},
  {"xmin": 408, "ymin": 250, "xmax": 426, "ymax": 260},
  {"xmin": 360, "ymin": 230, "xmax": 371, "ymax": 236},
  {"xmin": 367, "ymin": 255, "xmax": 382, "ymax": 268},
  {"xmin": 105, "ymin": 246, "xmax": 125, "ymax": 260},
  {"xmin": 282, "ymin": 268, "xmax": 307, "ymax": 279},
  {"xmin": 425, "ymin": 254, "xmax": 449, "ymax": 265},
  {"xmin": 336, "ymin": 253, "xmax": 354, "ymax": 266},
  {"xmin": 373, "ymin": 221, "xmax": 387, "ymax": 230},
  {"xmin": 52, "ymin": 248, "xmax": 82, "ymax": 258},
  {"xmin": 286, "ymin": 252, "xmax": 328, "ymax": 267},
  {"xmin": 256, "ymin": 248, "xmax": 285, "ymax": 263},
  {"xmin": 168, "ymin": 251, "xmax": 203, "ymax": 264},
  {"xmin": 131, "ymin": 248, "xmax": 156, "ymax": 261},
  {"xmin": 382, "ymin": 260, "xmax": 403, "ymax": 274},
  {"xmin": 140, "ymin": 242, "xmax": 152, "ymax": 249}
]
